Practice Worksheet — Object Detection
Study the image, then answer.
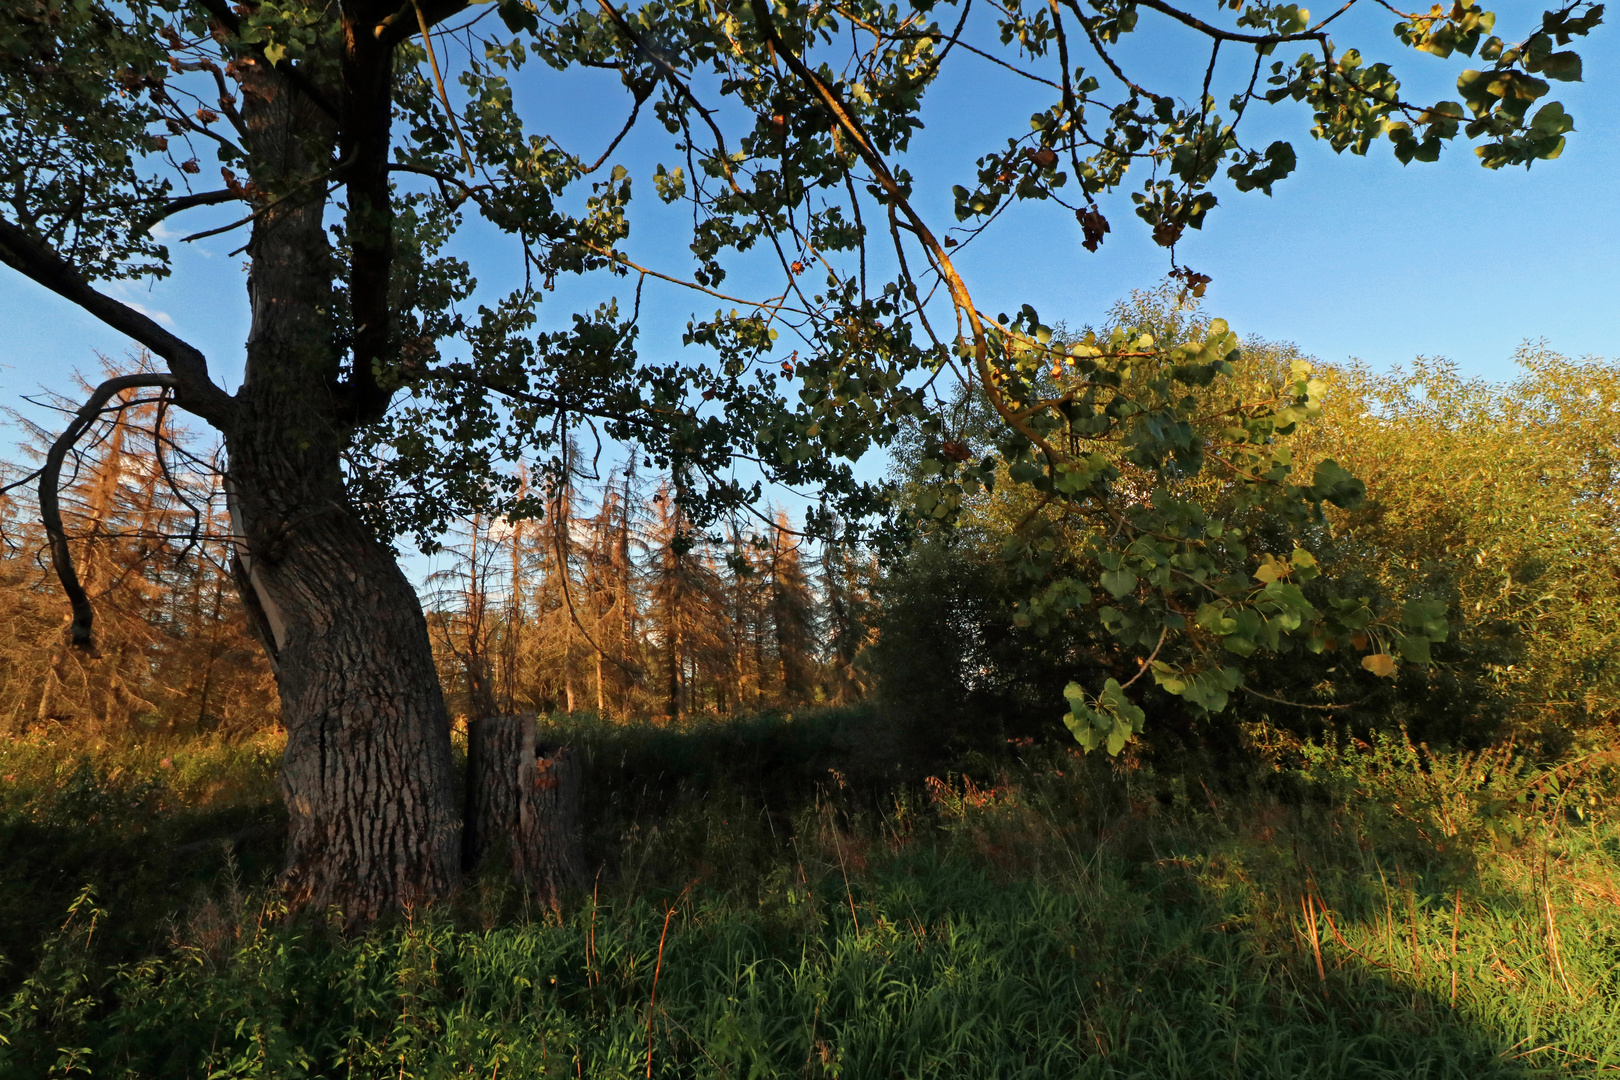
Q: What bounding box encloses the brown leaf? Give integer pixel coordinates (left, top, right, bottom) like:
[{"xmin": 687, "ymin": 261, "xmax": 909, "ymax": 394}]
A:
[
  {"xmin": 1169, "ymin": 265, "xmax": 1212, "ymax": 298},
  {"xmin": 1076, "ymin": 207, "xmax": 1110, "ymax": 252},
  {"xmin": 1152, "ymin": 218, "xmax": 1184, "ymax": 248},
  {"xmin": 1026, "ymin": 146, "xmax": 1058, "ymax": 169},
  {"xmin": 1361, "ymin": 653, "xmax": 1398, "ymax": 678}
]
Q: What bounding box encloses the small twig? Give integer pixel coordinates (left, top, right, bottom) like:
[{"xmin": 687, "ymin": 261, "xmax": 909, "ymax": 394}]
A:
[
  {"xmin": 588, "ymin": 871, "xmax": 601, "ymax": 988},
  {"xmin": 1119, "ymin": 626, "xmax": 1168, "ymax": 689},
  {"xmin": 1239, "ymin": 684, "xmax": 1367, "ymax": 712},
  {"xmin": 645, "ymin": 905, "xmax": 675, "ymax": 1078},
  {"xmin": 1450, "ymin": 886, "xmax": 1461, "ymax": 1006},
  {"xmin": 644, "ymin": 880, "xmax": 696, "ymax": 1079},
  {"xmin": 1310, "ymin": 885, "xmax": 1412, "ymax": 974},
  {"xmin": 177, "ymin": 154, "xmax": 353, "ymax": 243}
]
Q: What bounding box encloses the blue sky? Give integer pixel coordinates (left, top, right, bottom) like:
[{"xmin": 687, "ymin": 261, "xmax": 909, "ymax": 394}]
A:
[{"xmin": 3, "ymin": 2, "xmax": 1615, "ymax": 458}]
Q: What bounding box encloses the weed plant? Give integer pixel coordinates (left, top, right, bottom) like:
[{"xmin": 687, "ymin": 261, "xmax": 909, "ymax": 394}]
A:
[{"xmin": 1, "ymin": 711, "xmax": 1616, "ymax": 1078}]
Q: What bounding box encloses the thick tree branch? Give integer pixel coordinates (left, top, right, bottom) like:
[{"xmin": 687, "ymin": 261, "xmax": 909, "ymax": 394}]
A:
[
  {"xmin": 1133, "ymin": 0, "xmax": 1328, "ymax": 46},
  {"xmin": 41, "ymin": 374, "xmax": 179, "ymax": 648},
  {"xmin": 337, "ymin": 0, "xmax": 407, "ymax": 426},
  {"xmin": 0, "ymin": 215, "xmax": 235, "ymax": 425}
]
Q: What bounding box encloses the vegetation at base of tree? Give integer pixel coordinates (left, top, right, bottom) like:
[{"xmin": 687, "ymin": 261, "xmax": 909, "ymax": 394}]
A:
[{"xmin": 2, "ymin": 715, "xmax": 1617, "ymax": 1077}]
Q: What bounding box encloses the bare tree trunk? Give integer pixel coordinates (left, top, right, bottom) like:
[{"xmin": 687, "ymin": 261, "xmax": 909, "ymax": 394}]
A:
[
  {"xmin": 465, "ymin": 713, "xmax": 582, "ymax": 909},
  {"xmin": 594, "ymin": 646, "xmax": 605, "ymax": 717},
  {"xmin": 564, "ymin": 617, "xmax": 575, "ymax": 715}
]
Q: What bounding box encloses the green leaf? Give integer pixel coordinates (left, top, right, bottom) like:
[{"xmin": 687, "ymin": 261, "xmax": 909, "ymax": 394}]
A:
[
  {"xmin": 1223, "ymin": 634, "xmax": 1258, "ymax": 657},
  {"xmin": 1253, "ymin": 554, "xmax": 1288, "ymax": 583},
  {"xmin": 1150, "ymin": 662, "xmax": 1186, "ymax": 696},
  {"xmin": 1308, "ymin": 459, "xmax": 1366, "ymax": 509},
  {"xmin": 1529, "ymin": 101, "xmax": 1574, "ymax": 138},
  {"xmin": 1100, "ymin": 568, "xmax": 1138, "ymax": 598},
  {"xmin": 1401, "ymin": 598, "xmax": 1450, "ymax": 641},
  {"xmin": 1396, "ymin": 633, "xmax": 1432, "ymax": 663},
  {"xmin": 497, "ymin": 0, "xmax": 540, "ymax": 33},
  {"xmin": 1534, "ymin": 51, "xmax": 1583, "ymax": 81}
]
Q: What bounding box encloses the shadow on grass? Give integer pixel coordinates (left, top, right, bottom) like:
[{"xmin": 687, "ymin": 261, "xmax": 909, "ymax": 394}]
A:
[
  {"xmin": 0, "ymin": 777, "xmax": 285, "ymax": 989},
  {"xmin": 3, "ymin": 712, "xmax": 1613, "ymax": 1078}
]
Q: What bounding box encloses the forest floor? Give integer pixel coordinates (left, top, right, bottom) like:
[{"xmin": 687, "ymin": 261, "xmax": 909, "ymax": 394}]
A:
[{"xmin": 2, "ymin": 709, "xmax": 1618, "ymax": 1079}]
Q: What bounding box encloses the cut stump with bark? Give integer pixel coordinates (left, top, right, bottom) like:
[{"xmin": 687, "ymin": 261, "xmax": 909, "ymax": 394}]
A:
[{"xmin": 464, "ymin": 714, "xmax": 583, "ymax": 910}]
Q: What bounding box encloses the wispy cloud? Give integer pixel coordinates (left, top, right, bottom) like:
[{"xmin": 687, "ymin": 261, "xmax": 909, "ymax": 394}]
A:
[{"xmin": 106, "ymin": 281, "xmax": 176, "ymax": 328}]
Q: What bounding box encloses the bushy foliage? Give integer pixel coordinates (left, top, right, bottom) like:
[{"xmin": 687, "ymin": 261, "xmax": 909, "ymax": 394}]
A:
[
  {"xmin": 1291, "ymin": 346, "xmax": 1620, "ymax": 751},
  {"xmin": 872, "ymin": 288, "xmax": 1619, "ymax": 757}
]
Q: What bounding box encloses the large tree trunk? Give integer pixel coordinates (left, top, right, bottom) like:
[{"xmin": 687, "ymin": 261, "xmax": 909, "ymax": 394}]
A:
[
  {"xmin": 223, "ymin": 58, "xmax": 458, "ymax": 923},
  {"xmin": 230, "ymin": 465, "xmax": 459, "ymax": 920},
  {"xmin": 465, "ymin": 714, "xmax": 583, "ymax": 910}
]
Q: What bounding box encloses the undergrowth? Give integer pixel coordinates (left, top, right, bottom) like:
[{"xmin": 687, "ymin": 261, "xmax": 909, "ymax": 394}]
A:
[{"xmin": 1, "ymin": 710, "xmax": 1617, "ymax": 1078}]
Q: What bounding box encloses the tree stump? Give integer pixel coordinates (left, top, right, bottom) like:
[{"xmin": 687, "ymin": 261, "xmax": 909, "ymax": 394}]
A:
[{"xmin": 464, "ymin": 714, "xmax": 583, "ymax": 910}]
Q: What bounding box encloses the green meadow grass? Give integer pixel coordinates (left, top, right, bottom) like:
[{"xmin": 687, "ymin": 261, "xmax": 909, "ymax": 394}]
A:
[{"xmin": 2, "ymin": 713, "xmax": 1617, "ymax": 1078}]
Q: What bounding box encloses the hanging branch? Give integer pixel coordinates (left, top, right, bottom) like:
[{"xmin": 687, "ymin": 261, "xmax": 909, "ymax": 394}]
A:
[{"xmin": 40, "ymin": 373, "xmax": 180, "ymax": 648}]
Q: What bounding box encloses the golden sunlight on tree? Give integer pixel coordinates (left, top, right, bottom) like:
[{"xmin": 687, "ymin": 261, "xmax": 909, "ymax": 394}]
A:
[{"xmin": 0, "ymin": 355, "xmax": 275, "ymax": 737}]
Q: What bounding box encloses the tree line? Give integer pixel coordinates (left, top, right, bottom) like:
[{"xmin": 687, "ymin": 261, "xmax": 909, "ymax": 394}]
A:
[
  {"xmin": 0, "ymin": 359, "xmax": 873, "ymax": 737},
  {"xmin": 423, "ymin": 454, "xmax": 873, "ymax": 725}
]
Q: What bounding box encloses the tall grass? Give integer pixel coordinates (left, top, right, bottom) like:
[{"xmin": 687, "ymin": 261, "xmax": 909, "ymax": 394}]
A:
[{"xmin": 2, "ymin": 713, "xmax": 1616, "ymax": 1078}]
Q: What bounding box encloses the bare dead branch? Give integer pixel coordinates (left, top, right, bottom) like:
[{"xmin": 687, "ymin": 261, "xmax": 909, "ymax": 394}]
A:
[{"xmin": 40, "ymin": 373, "xmax": 179, "ymax": 648}]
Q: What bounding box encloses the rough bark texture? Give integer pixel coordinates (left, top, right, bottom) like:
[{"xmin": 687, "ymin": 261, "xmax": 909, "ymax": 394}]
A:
[
  {"xmin": 223, "ymin": 56, "xmax": 458, "ymax": 923},
  {"xmin": 467, "ymin": 714, "xmax": 584, "ymax": 910}
]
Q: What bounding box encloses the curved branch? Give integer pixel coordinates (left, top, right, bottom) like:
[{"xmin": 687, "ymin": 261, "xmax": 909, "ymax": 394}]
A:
[
  {"xmin": 134, "ymin": 189, "xmax": 243, "ymax": 236},
  {"xmin": 1118, "ymin": 625, "xmax": 1169, "ymax": 689},
  {"xmin": 0, "ymin": 215, "xmax": 234, "ymax": 424},
  {"xmin": 747, "ymin": 0, "xmax": 1053, "ymax": 461},
  {"xmin": 40, "ymin": 374, "xmax": 179, "ymax": 648}
]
